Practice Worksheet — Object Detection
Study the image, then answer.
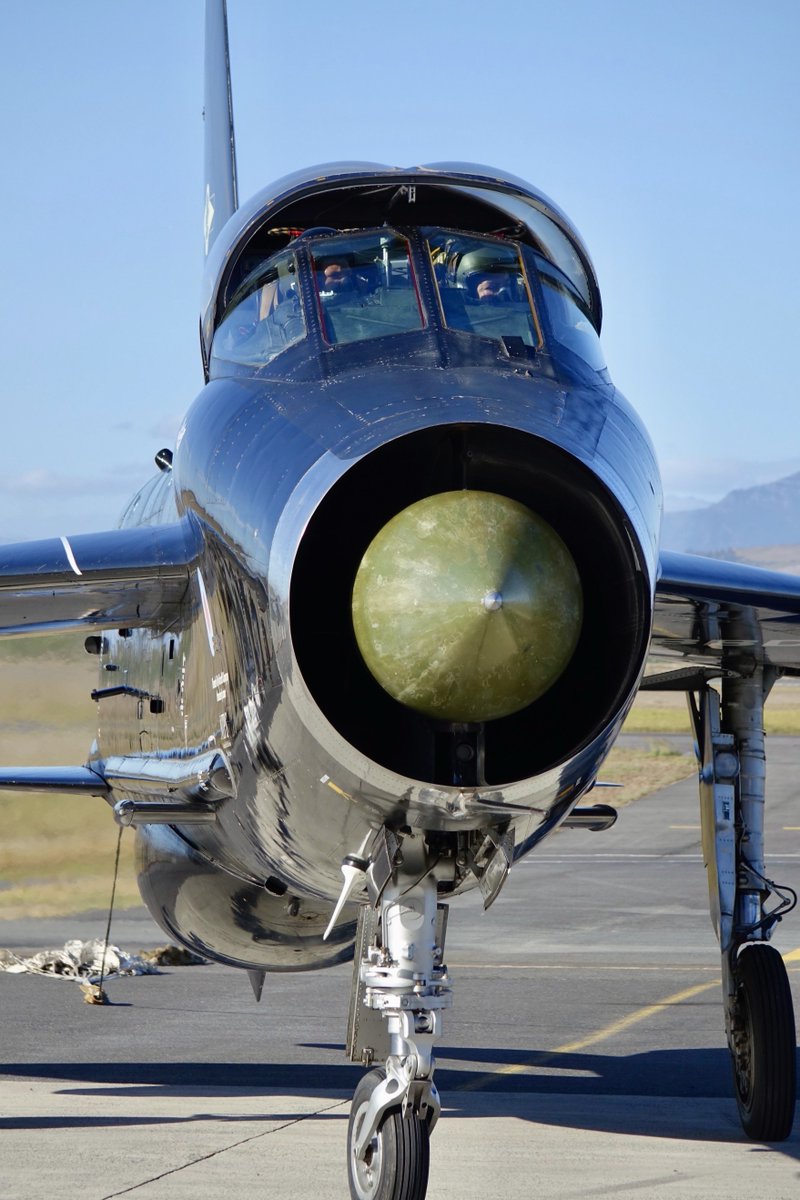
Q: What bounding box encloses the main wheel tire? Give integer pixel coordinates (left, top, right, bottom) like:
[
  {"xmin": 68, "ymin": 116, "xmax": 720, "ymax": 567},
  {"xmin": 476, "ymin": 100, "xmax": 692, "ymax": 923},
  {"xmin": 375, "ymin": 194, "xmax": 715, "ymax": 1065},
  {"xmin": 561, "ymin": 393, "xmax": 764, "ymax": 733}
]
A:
[
  {"xmin": 347, "ymin": 1068, "xmax": 430, "ymax": 1200},
  {"xmin": 731, "ymin": 943, "xmax": 797, "ymax": 1140}
]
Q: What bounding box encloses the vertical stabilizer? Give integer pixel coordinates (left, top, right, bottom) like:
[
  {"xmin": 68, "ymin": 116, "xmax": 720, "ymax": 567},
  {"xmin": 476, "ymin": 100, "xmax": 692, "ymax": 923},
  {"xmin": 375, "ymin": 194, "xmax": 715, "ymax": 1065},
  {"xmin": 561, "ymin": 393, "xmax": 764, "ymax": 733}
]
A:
[{"xmin": 204, "ymin": 0, "xmax": 239, "ymax": 256}]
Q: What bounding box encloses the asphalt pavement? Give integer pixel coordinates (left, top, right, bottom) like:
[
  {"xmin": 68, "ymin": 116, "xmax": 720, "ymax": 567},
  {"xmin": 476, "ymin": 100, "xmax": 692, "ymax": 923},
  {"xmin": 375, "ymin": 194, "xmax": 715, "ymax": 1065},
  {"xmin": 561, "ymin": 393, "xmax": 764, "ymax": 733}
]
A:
[{"xmin": 2, "ymin": 736, "xmax": 800, "ymax": 1198}]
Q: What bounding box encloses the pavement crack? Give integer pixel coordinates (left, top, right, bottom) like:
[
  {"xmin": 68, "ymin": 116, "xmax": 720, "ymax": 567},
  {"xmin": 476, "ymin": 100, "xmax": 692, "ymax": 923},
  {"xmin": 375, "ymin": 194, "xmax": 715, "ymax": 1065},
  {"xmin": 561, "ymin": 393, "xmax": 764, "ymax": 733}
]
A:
[{"xmin": 98, "ymin": 1098, "xmax": 350, "ymax": 1199}]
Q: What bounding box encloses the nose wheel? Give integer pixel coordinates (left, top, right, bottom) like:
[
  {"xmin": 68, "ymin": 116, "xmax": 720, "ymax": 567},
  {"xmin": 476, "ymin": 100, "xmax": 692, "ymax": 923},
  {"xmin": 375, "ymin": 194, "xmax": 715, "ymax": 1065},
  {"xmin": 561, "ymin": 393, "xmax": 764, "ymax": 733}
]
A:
[
  {"xmin": 730, "ymin": 944, "xmax": 796, "ymax": 1141},
  {"xmin": 348, "ymin": 1068, "xmax": 430, "ymax": 1200}
]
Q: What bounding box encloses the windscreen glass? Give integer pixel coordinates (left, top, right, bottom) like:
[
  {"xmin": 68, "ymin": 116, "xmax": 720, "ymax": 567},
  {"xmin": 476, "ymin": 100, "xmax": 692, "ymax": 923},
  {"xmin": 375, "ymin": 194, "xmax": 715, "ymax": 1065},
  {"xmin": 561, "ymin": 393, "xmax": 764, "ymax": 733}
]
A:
[
  {"xmin": 529, "ymin": 252, "xmax": 606, "ymax": 371},
  {"xmin": 311, "ymin": 231, "xmax": 424, "ymax": 346},
  {"xmin": 427, "ymin": 230, "xmax": 540, "ymax": 349},
  {"xmin": 447, "ymin": 184, "xmax": 597, "ymax": 326},
  {"xmin": 211, "ymin": 249, "xmax": 305, "ymax": 367}
]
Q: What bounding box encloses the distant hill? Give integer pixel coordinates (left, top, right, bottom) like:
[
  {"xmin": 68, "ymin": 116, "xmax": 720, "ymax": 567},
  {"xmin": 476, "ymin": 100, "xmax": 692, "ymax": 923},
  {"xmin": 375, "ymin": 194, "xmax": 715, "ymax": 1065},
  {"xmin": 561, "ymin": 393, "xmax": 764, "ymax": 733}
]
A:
[
  {"xmin": 730, "ymin": 545, "xmax": 800, "ymax": 574},
  {"xmin": 663, "ymin": 495, "xmax": 713, "ymax": 513},
  {"xmin": 662, "ymin": 471, "xmax": 800, "ymax": 555}
]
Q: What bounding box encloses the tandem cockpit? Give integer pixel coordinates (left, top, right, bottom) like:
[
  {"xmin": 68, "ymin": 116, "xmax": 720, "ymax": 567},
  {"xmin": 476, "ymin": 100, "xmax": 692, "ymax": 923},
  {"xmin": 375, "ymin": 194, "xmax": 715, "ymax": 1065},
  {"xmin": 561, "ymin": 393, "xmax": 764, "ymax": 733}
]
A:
[{"xmin": 203, "ymin": 164, "xmax": 609, "ymax": 382}]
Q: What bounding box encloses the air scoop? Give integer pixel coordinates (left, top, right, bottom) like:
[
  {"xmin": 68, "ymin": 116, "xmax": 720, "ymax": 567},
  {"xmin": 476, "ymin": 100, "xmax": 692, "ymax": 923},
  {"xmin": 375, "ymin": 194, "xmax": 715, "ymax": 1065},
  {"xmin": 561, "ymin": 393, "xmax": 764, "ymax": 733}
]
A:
[{"xmin": 351, "ymin": 490, "xmax": 583, "ymax": 723}]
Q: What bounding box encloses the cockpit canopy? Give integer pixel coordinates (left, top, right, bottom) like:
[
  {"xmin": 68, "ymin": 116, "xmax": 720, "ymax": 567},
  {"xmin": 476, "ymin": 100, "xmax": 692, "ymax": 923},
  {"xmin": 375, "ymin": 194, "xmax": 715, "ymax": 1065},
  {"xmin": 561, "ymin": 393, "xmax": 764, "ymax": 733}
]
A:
[
  {"xmin": 203, "ymin": 163, "xmax": 604, "ymax": 377},
  {"xmin": 211, "ymin": 224, "xmax": 604, "ymax": 376}
]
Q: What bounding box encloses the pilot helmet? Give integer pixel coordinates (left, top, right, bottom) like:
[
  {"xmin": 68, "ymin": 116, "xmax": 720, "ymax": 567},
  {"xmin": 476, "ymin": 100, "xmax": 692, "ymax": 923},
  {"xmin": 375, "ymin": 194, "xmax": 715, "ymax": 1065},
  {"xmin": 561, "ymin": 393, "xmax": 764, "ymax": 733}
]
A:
[{"xmin": 456, "ymin": 249, "xmax": 514, "ymax": 296}]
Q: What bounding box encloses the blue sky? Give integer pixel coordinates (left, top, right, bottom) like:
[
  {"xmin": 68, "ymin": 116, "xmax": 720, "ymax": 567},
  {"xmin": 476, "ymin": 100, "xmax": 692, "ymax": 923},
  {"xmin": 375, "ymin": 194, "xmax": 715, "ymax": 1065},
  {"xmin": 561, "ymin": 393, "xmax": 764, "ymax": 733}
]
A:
[{"xmin": 1, "ymin": 1, "xmax": 798, "ymax": 540}]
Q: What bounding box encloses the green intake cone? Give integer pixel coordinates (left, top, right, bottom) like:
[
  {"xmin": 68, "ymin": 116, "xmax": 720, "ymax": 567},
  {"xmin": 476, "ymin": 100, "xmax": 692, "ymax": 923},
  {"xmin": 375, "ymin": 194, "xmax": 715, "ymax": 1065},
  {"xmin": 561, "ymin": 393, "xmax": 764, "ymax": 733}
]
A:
[{"xmin": 351, "ymin": 490, "xmax": 583, "ymax": 722}]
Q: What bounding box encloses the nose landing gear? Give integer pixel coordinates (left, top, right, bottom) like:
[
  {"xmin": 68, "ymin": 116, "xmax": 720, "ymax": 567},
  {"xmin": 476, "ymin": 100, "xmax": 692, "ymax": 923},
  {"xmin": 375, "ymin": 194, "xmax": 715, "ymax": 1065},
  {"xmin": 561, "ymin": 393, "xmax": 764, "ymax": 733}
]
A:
[
  {"xmin": 348, "ymin": 1068, "xmax": 430, "ymax": 1200},
  {"xmin": 344, "ymin": 834, "xmax": 451, "ymax": 1200}
]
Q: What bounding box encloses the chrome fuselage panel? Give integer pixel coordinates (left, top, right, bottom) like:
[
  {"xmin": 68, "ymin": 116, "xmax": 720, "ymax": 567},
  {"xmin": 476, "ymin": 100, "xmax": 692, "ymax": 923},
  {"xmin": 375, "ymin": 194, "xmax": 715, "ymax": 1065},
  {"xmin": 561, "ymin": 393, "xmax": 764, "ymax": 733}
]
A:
[
  {"xmin": 99, "ymin": 354, "xmax": 660, "ymax": 968},
  {"xmin": 93, "ymin": 165, "xmax": 663, "ymax": 970}
]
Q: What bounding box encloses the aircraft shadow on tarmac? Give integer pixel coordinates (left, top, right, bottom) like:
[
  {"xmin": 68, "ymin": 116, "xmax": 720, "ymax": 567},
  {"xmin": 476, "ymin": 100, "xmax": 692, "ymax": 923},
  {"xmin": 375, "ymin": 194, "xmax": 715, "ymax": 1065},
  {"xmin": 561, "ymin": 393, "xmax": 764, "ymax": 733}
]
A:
[{"xmin": 2, "ymin": 1046, "xmax": 797, "ymax": 1155}]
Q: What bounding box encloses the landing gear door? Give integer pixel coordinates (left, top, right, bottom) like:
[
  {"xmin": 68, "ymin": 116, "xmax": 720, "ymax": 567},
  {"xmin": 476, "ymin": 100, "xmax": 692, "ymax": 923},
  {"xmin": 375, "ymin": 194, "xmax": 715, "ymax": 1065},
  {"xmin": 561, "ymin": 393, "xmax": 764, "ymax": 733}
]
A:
[
  {"xmin": 695, "ymin": 686, "xmax": 737, "ymax": 952},
  {"xmin": 346, "ymin": 906, "xmax": 389, "ymax": 1065}
]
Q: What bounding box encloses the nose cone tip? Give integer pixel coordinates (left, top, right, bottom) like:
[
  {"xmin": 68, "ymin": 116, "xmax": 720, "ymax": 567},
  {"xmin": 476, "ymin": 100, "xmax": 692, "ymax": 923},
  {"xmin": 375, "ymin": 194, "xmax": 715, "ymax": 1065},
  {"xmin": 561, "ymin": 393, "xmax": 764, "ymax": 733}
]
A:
[{"xmin": 352, "ymin": 490, "xmax": 583, "ymax": 723}]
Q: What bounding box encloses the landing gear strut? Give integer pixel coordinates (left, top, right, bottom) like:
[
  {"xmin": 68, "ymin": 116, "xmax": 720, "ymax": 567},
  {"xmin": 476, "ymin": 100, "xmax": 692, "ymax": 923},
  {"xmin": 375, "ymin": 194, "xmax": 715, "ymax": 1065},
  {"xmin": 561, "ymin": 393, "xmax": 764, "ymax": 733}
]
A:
[
  {"xmin": 345, "ymin": 833, "xmax": 450, "ymax": 1200},
  {"xmin": 689, "ymin": 617, "xmax": 797, "ymax": 1141}
]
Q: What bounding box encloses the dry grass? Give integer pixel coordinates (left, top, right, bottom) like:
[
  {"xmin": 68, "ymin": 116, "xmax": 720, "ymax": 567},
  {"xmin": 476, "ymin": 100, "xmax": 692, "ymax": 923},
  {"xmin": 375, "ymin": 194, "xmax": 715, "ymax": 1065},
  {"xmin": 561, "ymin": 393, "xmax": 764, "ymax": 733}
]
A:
[
  {"xmin": 600, "ymin": 742, "xmax": 694, "ymax": 806},
  {"xmin": 0, "ymin": 791, "xmax": 139, "ymax": 919},
  {"xmin": 624, "ymin": 678, "xmax": 800, "ymax": 735},
  {"xmin": 0, "ymin": 636, "xmax": 139, "ymax": 919},
  {"xmin": 0, "ymin": 638, "xmax": 793, "ymax": 918},
  {"xmin": 732, "ymin": 544, "xmax": 800, "ymax": 574},
  {"xmin": 0, "ymin": 864, "xmax": 140, "ymax": 922}
]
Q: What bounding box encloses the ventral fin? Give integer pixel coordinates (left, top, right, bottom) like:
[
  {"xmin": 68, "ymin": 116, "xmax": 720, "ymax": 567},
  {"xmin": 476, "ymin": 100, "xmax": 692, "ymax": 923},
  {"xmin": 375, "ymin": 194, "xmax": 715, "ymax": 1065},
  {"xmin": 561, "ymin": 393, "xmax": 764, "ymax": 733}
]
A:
[{"xmin": 248, "ymin": 968, "xmax": 266, "ymax": 1003}]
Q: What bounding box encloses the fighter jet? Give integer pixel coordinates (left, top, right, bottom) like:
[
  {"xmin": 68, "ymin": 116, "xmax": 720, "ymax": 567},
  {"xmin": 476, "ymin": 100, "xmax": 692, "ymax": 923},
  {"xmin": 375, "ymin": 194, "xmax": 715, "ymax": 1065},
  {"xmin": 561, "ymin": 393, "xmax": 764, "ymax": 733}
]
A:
[{"xmin": 2, "ymin": 3, "xmax": 799, "ymax": 1196}]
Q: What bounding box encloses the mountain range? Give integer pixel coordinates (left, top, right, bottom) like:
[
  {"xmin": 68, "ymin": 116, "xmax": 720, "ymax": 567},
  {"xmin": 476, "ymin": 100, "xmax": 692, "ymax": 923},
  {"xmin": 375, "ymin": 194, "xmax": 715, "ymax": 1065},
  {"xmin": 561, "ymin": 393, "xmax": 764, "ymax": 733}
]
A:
[{"xmin": 661, "ymin": 471, "xmax": 800, "ymax": 564}]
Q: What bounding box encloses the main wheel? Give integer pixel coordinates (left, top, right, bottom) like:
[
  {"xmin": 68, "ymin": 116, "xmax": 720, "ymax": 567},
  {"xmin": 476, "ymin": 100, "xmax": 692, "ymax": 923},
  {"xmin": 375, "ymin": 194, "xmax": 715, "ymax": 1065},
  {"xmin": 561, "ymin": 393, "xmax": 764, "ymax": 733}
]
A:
[
  {"xmin": 730, "ymin": 943, "xmax": 797, "ymax": 1140},
  {"xmin": 347, "ymin": 1068, "xmax": 430, "ymax": 1200}
]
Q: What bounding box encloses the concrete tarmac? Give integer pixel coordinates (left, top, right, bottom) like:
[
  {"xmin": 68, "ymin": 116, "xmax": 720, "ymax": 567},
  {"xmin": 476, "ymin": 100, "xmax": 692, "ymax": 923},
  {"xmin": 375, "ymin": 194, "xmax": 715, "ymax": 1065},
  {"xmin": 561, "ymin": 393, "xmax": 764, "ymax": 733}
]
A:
[{"xmin": 2, "ymin": 736, "xmax": 800, "ymax": 1198}]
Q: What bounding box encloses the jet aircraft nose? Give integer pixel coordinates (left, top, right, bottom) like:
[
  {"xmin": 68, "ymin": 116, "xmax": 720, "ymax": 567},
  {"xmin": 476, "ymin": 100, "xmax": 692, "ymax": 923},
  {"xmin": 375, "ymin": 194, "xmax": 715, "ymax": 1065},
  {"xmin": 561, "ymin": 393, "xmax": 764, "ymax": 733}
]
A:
[{"xmin": 351, "ymin": 490, "xmax": 583, "ymax": 723}]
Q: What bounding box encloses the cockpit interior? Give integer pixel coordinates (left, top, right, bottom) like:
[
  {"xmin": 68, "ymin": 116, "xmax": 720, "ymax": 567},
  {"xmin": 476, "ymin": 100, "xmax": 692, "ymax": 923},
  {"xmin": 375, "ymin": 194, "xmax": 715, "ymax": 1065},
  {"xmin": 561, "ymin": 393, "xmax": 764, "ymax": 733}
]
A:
[{"xmin": 207, "ymin": 173, "xmax": 606, "ymax": 381}]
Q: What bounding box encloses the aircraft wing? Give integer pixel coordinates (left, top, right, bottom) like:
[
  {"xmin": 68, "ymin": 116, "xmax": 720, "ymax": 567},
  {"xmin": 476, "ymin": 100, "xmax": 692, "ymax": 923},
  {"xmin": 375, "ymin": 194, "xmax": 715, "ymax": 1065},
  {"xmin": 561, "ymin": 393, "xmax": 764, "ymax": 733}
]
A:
[
  {"xmin": 0, "ymin": 519, "xmax": 202, "ymax": 638},
  {"xmin": 651, "ymin": 549, "xmax": 800, "ymax": 679},
  {"xmin": 0, "ymin": 519, "xmax": 204, "ymax": 797}
]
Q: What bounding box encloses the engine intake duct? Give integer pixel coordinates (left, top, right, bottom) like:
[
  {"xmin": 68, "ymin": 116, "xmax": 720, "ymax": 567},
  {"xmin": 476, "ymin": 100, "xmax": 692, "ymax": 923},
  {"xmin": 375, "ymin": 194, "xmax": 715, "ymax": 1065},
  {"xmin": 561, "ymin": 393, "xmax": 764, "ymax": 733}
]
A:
[{"xmin": 290, "ymin": 424, "xmax": 649, "ymax": 786}]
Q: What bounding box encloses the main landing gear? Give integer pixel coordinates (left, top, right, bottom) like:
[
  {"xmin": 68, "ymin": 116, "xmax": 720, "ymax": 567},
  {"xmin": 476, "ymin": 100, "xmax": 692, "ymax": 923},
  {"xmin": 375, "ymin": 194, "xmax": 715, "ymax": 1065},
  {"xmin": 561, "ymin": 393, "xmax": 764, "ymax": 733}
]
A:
[
  {"xmin": 342, "ymin": 833, "xmax": 450, "ymax": 1200},
  {"xmin": 687, "ymin": 626, "xmax": 797, "ymax": 1141},
  {"xmin": 730, "ymin": 943, "xmax": 796, "ymax": 1139}
]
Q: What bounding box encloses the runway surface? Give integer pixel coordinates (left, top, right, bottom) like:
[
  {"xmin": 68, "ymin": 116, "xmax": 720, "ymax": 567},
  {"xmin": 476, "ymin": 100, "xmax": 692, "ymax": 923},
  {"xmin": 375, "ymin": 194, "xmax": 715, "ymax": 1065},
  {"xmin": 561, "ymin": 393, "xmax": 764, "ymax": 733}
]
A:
[{"xmin": 2, "ymin": 735, "xmax": 800, "ymax": 1198}]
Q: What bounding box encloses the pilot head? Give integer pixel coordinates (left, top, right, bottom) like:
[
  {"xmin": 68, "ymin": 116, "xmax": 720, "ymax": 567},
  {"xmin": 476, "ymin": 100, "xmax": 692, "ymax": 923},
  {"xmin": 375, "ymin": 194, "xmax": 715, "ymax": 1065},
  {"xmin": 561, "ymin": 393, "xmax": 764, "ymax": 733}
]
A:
[
  {"xmin": 474, "ymin": 273, "xmax": 508, "ymax": 302},
  {"xmin": 457, "ymin": 249, "xmax": 515, "ymax": 302},
  {"xmin": 317, "ymin": 256, "xmax": 355, "ymax": 297}
]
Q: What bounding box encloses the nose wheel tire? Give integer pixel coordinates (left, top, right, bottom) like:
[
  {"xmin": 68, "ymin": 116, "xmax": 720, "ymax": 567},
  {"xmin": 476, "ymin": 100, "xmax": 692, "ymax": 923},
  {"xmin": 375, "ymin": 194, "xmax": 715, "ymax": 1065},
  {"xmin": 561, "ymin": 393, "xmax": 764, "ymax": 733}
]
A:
[
  {"xmin": 348, "ymin": 1068, "xmax": 431, "ymax": 1200},
  {"xmin": 730, "ymin": 943, "xmax": 796, "ymax": 1141}
]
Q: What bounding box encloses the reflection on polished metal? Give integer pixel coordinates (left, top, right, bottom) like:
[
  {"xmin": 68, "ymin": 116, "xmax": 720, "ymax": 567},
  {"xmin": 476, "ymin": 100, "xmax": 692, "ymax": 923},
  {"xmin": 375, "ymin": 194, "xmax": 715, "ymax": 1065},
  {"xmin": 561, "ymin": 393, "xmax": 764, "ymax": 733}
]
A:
[
  {"xmin": 351, "ymin": 490, "xmax": 583, "ymax": 723},
  {"xmin": 113, "ymin": 799, "xmax": 219, "ymax": 826},
  {"xmin": 560, "ymin": 803, "xmax": 618, "ymax": 830}
]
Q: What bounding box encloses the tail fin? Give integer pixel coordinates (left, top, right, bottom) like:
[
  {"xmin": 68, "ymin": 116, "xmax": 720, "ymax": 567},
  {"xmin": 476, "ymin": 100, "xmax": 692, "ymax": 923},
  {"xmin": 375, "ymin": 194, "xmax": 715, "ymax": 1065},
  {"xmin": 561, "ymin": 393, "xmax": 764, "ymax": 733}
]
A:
[{"xmin": 203, "ymin": 0, "xmax": 239, "ymax": 256}]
